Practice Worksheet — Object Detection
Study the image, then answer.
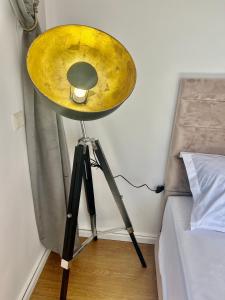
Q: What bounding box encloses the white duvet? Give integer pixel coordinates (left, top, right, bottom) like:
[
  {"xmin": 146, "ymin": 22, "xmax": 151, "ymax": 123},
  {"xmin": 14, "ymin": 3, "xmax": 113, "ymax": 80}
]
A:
[{"xmin": 159, "ymin": 196, "xmax": 225, "ymax": 300}]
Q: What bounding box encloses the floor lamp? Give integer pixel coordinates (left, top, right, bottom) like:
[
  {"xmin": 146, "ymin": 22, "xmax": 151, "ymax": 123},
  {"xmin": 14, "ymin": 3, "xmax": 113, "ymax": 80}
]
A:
[{"xmin": 27, "ymin": 24, "xmax": 146, "ymax": 299}]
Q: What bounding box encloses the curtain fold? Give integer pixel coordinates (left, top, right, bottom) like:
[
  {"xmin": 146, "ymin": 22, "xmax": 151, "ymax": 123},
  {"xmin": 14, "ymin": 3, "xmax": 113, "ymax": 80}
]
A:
[
  {"xmin": 10, "ymin": 0, "xmax": 79, "ymax": 255},
  {"xmin": 10, "ymin": 0, "xmax": 37, "ymax": 29}
]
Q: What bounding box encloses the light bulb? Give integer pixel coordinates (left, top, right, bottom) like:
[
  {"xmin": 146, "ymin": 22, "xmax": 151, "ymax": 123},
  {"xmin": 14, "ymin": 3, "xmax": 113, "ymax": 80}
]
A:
[
  {"xmin": 70, "ymin": 86, "xmax": 88, "ymax": 104},
  {"xmin": 67, "ymin": 62, "xmax": 98, "ymax": 104}
]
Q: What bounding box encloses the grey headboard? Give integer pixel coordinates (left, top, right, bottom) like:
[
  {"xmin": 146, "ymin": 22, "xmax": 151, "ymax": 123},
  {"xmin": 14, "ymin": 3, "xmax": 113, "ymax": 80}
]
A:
[{"xmin": 165, "ymin": 78, "xmax": 225, "ymax": 197}]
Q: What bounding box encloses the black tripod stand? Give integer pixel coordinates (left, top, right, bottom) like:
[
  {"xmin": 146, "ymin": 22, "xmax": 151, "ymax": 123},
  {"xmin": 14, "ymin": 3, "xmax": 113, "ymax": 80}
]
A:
[{"xmin": 60, "ymin": 122, "xmax": 147, "ymax": 299}]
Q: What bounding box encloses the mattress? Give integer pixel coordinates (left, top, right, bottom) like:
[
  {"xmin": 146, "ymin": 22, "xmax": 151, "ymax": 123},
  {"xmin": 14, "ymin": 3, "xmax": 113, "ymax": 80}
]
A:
[{"xmin": 158, "ymin": 196, "xmax": 225, "ymax": 300}]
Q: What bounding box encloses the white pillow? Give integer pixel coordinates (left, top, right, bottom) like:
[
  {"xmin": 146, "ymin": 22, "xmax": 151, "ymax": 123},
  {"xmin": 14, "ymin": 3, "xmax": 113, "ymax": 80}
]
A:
[{"xmin": 180, "ymin": 152, "xmax": 225, "ymax": 232}]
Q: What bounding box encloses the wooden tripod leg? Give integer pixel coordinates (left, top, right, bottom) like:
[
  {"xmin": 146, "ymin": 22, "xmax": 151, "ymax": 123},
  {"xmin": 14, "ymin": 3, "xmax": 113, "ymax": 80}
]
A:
[
  {"xmin": 93, "ymin": 139, "xmax": 147, "ymax": 268},
  {"xmin": 83, "ymin": 145, "xmax": 97, "ymax": 240},
  {"xmin": 60, "ymin": 144, "xmax": 84, "ymax": 300}
]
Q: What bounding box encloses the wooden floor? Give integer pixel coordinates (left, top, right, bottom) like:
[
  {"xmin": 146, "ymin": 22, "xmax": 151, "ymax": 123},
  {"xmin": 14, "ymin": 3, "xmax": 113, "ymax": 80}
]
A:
[{"xmin": 31, "ymin": 239, "xmax": 158, "ymax": 300}]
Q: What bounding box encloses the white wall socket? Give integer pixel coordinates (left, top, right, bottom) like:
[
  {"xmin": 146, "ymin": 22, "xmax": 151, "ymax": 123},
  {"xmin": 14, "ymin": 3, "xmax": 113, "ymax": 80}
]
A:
[{"xmin": 12, "ymin": 111, "xmax": 25, "ymax": 131}]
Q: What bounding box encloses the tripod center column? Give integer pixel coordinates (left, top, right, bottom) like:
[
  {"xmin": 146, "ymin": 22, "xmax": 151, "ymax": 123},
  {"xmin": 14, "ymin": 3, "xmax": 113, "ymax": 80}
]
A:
[{"xmin": 80, "ymin": 121, "xmax": 87, "ymax": 139}]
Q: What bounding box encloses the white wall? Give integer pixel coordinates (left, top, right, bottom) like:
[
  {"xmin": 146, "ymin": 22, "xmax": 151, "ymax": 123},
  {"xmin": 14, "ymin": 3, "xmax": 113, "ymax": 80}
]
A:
[
  {"xmin": 44, "ymin": 0, "xmax": 225, "ymax": 242},
  {"xmin": 0, "ymin": 1, "xmax": 45, "ymax": 299}
]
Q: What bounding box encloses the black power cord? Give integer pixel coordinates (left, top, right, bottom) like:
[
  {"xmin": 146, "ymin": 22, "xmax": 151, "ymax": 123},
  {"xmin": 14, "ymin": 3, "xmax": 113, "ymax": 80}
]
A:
[
  {"xmin": 90, "ymin": 155, "xmax": 164, "ymax": 194},
  {"xmin": 114, "ymin": 174, "xmax": 164, "ymax": 193}
]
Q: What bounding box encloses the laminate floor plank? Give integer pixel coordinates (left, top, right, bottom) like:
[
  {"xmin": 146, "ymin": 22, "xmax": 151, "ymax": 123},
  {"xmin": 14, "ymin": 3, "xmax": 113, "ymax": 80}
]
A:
[{"xmin": 31, "ymin": 239, "xmax": 158, "ymax": 300}]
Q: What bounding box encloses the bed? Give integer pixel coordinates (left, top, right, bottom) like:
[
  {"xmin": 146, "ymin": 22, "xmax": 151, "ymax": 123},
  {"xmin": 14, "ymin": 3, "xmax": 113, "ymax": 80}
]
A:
[{"xmin": 155, "ymin": 78, "xmax": 225, "ymax": 300}]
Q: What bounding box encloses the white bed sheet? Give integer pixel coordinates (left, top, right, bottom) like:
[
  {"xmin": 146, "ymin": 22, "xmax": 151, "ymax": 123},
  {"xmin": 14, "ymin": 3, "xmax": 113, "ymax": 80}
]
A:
[{"xmin": 159, "ymin": 196, "xmax": 225, "ymax": 300}]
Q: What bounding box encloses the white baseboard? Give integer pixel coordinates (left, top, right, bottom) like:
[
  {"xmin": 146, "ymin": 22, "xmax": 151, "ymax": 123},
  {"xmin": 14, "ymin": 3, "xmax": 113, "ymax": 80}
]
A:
[
  {"xmin": 19, "ymin": 249, "xmax": 50, "ymax": 300},
  {"xmin": 79, "ymin": 228, "xmax": 158, "ymax": 244}
]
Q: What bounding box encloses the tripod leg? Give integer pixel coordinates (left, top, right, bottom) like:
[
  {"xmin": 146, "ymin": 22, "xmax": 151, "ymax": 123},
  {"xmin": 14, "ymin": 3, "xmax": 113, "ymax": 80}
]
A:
[
  {"xmin": 93, "ymin": 140, "xmax": 147, "ymax": 268},
  {"xmin": 60, "ymin": 144, "xmax": 84, "ymax": 300},
  {"xmin": 83, "ymin": 145, "xmax": 97, "ymax": 240},
  {"xmin": 60, "ymin": 269, "xmax": 70, "ymax": 300}
]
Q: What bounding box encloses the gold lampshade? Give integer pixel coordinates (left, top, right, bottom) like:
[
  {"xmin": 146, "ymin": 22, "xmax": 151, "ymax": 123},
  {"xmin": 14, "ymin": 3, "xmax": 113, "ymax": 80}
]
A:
[{"xmin": 27, "ymin": 25, "xmax": 136, "ymax": 121}]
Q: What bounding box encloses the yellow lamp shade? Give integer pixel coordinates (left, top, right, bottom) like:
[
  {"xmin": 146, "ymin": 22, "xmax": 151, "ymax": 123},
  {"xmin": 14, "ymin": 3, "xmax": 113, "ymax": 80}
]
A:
[{"xmin": 26, "ymin": 24, "xmax": 136, "ymax": 121}]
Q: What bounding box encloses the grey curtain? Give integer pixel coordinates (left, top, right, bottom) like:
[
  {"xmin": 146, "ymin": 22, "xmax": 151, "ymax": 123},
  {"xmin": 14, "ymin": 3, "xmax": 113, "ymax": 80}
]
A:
[{"xmin": 9, "ymin": 0, "xmax": 79, "ymax": 255}]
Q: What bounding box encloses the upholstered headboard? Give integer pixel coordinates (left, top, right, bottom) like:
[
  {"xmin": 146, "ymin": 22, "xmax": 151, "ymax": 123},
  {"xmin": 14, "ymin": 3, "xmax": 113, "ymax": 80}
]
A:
[{"xmin": 165, "ymin": 78, "xmax": 225, "ymax": 197}]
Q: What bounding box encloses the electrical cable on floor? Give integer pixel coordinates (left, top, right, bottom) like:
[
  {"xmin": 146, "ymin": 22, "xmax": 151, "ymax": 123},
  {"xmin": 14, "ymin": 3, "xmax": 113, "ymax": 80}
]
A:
[{"xmin": 90, "ymin": 155, "xmax": 164, "ymax": 194}]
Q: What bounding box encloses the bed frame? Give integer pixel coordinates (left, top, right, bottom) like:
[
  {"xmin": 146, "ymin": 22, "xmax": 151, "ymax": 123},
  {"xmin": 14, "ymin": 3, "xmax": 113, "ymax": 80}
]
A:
[{"xmin": 155, "ymin": 78, "xmax": 225, "ymax": 300}]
